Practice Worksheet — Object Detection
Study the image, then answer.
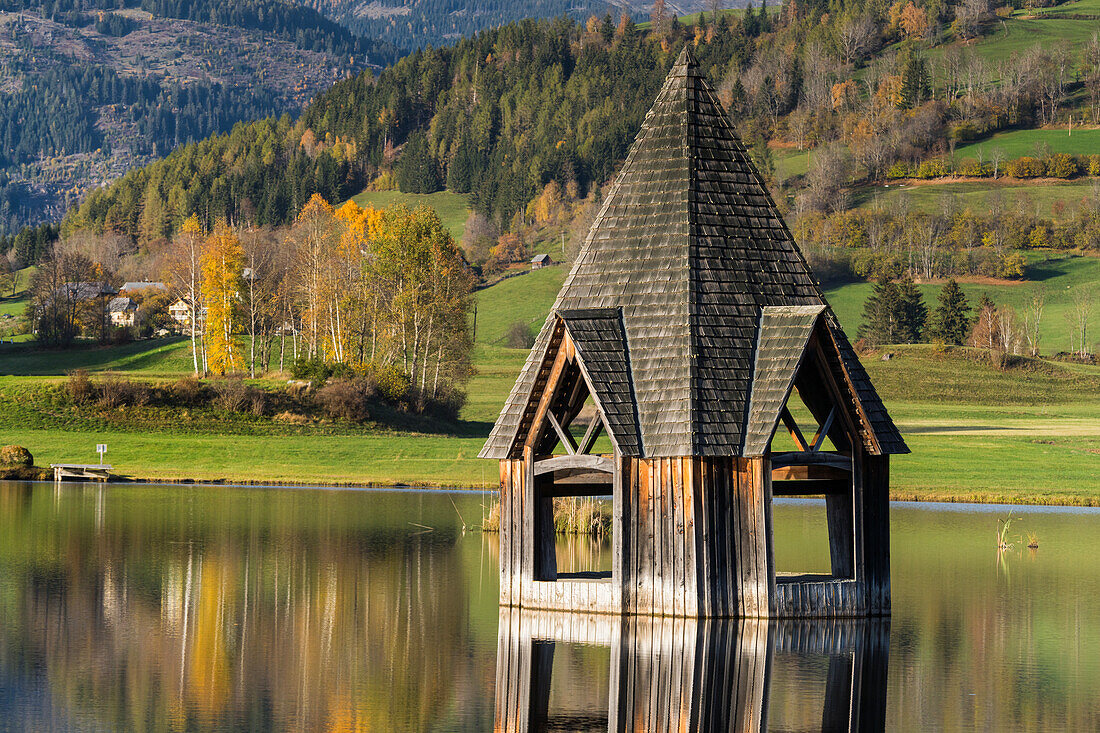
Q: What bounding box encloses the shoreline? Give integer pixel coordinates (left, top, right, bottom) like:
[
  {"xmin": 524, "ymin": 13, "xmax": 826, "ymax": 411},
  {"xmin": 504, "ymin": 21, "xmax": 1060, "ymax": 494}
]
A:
[{"xmin": 9, "ymin": 468, "xmax": 1100, "ymax": 508}]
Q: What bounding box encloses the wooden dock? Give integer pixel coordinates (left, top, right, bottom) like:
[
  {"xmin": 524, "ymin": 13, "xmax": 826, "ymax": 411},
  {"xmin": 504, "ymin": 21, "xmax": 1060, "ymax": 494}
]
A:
[{"xmin": 51, "ymin": 464, "xmax": 112, "ymax": 482}]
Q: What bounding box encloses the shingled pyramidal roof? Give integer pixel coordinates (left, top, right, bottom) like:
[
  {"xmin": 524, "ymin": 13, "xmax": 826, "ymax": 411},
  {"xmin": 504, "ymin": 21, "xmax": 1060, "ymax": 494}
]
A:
[{"xmin": 481, "ymin": 47, "xmax": 907, "ymax": 459}]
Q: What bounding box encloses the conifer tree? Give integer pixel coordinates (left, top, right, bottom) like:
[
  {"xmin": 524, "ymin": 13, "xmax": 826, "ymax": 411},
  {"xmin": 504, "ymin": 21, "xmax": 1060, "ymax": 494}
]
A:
[
  {"xmin": 929, "ymin": 278, "xmax": 971, "ymax": 345},
  {"xmin": 899, "ymin": 52, "xmax": 931, "ymax": 110},
  {"xmin": 395, "ymin": 132, "xmax": 442, "ymax": 194},
  {"xmin": 858, "ymin": 278, "xmax": 902, "ymax": 346},
  {"xmin": 896, "ymin": 276, "xmax": 927, "ymax": 343}
]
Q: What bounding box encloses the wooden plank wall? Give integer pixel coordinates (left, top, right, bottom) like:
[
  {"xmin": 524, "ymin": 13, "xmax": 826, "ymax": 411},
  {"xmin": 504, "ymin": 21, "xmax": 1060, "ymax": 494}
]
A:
[
  {"xmin": 500, "ymin": 451, "xmax": 890, "ymax": 618},
  {"xmin": 619, "ymin": 455, "xmax": 772, "ymax": 617},
  {"xmin": 684, "ymin": 457, "xmax": 772, "ymax": 618},
  {"xmin": 773, "ymin": 579, "xmax": 868, "ymax": 618},
  {"xmin": 498, "ymin": 458, "xmax": 524, "ymax": 607}
]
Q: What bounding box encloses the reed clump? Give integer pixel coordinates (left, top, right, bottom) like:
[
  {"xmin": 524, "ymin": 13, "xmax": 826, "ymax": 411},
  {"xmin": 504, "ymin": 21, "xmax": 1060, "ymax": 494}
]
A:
[
  {"xmin": 996, "ymin": 516, "xmax": 1020, "ymax": 550},
  {"xmin": 481, "ymin": 497, "xmax": 610, "ymax": 536},
  {"xmin": 553, "ymin": 497, "xmax": 610, "ymax": 537},
  {"xmin": 481, "ymin": 502, "xmax": 501, "ymax": 531}
]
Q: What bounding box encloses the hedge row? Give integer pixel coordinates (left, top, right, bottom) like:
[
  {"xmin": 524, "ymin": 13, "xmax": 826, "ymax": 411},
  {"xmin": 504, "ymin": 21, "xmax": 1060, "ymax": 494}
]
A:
[{"xmin": 888, "ymin": 152, "xmax": 1099, "ymax": 180}]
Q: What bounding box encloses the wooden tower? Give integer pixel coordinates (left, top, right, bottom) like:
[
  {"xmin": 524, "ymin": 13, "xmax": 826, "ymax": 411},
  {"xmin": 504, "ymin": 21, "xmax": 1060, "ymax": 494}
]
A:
[{"xmin": 480, "ymin": 48, "xmax": 908, "ymax": 618}]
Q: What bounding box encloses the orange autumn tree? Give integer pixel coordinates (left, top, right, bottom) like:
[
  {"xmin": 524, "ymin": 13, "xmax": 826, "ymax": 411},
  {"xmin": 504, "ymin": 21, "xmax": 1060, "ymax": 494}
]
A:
[{"xmin": 201, "ymin": 222, "xmax": 245, "ymax": 374}]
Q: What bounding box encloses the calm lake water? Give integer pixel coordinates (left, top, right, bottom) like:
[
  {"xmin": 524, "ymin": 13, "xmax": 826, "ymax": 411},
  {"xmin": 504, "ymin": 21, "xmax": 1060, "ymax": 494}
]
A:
[{"xmin": 1, "ymin": 481, "xmax": 1098, "ymax": 731}]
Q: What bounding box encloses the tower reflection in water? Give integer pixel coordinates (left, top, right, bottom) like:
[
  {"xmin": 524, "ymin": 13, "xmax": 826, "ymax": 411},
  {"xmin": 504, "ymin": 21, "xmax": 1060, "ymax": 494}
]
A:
[{"xmin": 494, "ymin": 609, "xmax": 889, "ymax": 732}]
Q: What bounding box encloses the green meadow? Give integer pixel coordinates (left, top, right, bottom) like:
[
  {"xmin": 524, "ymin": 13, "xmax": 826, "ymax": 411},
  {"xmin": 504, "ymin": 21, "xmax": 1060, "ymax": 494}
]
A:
[
  {"xmin": 925, "ymin": 2, "xmax": 1100, "ymax": 71},
  {"xmin": 953, "ymin": 128, "xmax": 1100, "ymax": 161},
  {"xmin": 774, "ymin": 148, "xmax": 811, "ymax": 182},
  {"xmin": 853, "ymin": 180, "xmax": 1100, "ymax": 220},
  {"xmin": 824, "ymin": 256, "xmax": 1099, "ymax": 352},
  {"xmin": 350, "ymin": 189, "xmax": 471, "ymax": 240}
]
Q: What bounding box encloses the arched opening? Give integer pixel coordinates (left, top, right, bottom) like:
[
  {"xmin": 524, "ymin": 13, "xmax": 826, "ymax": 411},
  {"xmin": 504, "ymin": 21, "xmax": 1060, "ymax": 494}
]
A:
[{"xmin": 767, "ymin": 328, "xmax": 859, "ymax": 583}]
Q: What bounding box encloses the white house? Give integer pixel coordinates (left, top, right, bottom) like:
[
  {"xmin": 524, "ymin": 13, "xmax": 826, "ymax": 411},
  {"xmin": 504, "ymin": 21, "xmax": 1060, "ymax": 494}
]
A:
[
  {"xmin": 168, "ymin": 299, "xmax": 193, "ymax": 324},
  {"xmin": 107, "ymin": 297, "xmax": 137, "ymax": 327}
]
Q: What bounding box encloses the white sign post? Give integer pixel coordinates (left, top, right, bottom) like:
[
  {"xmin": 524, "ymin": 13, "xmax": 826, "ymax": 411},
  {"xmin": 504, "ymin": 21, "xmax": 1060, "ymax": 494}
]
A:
[{"xmin": 96, "ymin": 444, "xmax": 107, "ymax": 466}]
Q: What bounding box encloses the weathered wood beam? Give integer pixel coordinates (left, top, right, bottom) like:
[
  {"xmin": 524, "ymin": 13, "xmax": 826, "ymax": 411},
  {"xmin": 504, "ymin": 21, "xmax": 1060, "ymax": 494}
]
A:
[
  {"xmin": 561, "ymin": 370, "xmax": 587, "ymax": 428},
  {"xmin": 772, "ymin": 464, "xmax": 850, "ymax": 482},
  {"xmin": 770, "ymin": 451, "xmax": 851, "ymax": 470},
  {"xmin": 546, "ymin": 410, "xmax": 577, "ymax": 455},
  {"xmin": 815, "ymin": 328, "xmax": 880, "ymax": 454},
  {"xmin": 533, "ymin": 454, "xmax": 614, "ymax": 475},
  {"xmin": 577, "ymin": 418, "xmax": 603, "ymax": 455},
  {"xmin": 809, "ymin": 405, "xmax": 836, "ymax": 452},
  {"xmin": 771, "ymin": 479, "xmax": 849, "ymax": 496},
  {"xmin": 780, "ymin": 407, "xmax": 809, "ymax": 451},
  {"xmin": 524, "ymin": 340, "xmax": 570, "ymax": 451},
  {"xmin": 808, "ymin": 334, "xmax": 861, "ymax": 448},
  {"xmin": 542, "ymin": 483, "xmax": 614, "ymax": 497}
]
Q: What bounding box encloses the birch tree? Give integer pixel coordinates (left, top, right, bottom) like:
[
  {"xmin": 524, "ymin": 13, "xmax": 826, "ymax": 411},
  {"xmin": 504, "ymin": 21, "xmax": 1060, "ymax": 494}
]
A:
[{"xmin": 165, "ymin": 215, "xmax": 206, "ymax": 375}]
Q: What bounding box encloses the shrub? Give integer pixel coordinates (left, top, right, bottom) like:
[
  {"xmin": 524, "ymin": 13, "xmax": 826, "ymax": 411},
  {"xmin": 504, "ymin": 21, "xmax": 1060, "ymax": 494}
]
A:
[
  {"xmin": 1005, "ymin": 156, "xmax": 1046, "ymax": 178},
  {"xmin": 1046, "ymin": 153, "xmax": 1078, "ymax": 179},
  {"xmin": 170, "ymin": 376, "xmax": 206, "ymax": 406},
  {"xmin": 249, "ymin": 390, "xmax": 267, "ymax": 417},
  {"xmin": 315, "ymin": 378, "xmax": 375, "ymax": 422},
  {"xmin": 0, "ymin": 445, "xmax": 32, "ymax": 466},
  {"xmin": 915, "ymin": 158, "xmax": 950, "ymax": 179},
  {"xmin": 886, "ymin": 161, "xmax": 911, "ymax": 179},
  {"xmin": 505, "ymin": 321, "xmax": 535, "ymax": 349},
  {"xmin": 955, "ymin": 157, "xmax": 988, "ymax": 177},
  {"xmin": 291, "ymin": 357, "xmax": 354, "ymax": 384},
  {"xmin": 950, "ymin": 122, "xmax": 980, "ymax": 142},
  {"xmin": 210, "ymin": 377, "xmax": 258, "ymax": 412},
  {"xmin": 851, "ymin": 250, "xmax": 904, "ymax": 281},
  {"xmin": 1088, "ymin": 155, "xmax": 1100, "ymax": 177},
  {"xmin": 371, "ymin": 363, "xmax": 411, "ymax": 404},
  {"xmin": 417, "ymin": 386, "xmax": 466, "ymax": 421},
  {"xmin": 998, "ymin": 252, "xmax": 1028, "ymax": 279},
  {"xmin": 67, "ymin": 369, "xmax": 94, "ymax": 404},
  {"xmin": 98, "ymin": 378, "xmax": 150, "ymax": 408}
]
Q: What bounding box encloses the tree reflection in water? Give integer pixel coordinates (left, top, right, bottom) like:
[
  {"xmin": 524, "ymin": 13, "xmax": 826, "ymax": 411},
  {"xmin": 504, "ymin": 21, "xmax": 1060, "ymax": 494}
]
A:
[
  {"xmin": 0, "ymin": 482, "xmax": 478, "ymax": 732},
  {"xmin": 494, "ymin": 608, "xmax": 890, "ymax": 732}
]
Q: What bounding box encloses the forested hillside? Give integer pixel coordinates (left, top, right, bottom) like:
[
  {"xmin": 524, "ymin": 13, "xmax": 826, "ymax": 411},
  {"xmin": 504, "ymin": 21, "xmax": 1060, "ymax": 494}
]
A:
[
  {"xmin": 299, "ymin": 0, "xmax": 633, "ymax": 50},
  {"xmin": 0, "ymin": 0, "xmax": 396, "ymax": 237},
  {"xmin": 62, "ymin": 15, "xmax": 745, "ymax": 242},
  {"xmin": 20, "ymin": 0, "xmax": 1100, "ymax": 362}
]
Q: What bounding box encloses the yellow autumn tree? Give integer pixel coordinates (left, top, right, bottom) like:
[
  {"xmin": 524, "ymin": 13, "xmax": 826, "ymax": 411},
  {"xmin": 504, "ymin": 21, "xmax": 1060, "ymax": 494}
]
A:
[{"xmin": 201, "ymin": 222, "xmax": 244, "ymax": 374}]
